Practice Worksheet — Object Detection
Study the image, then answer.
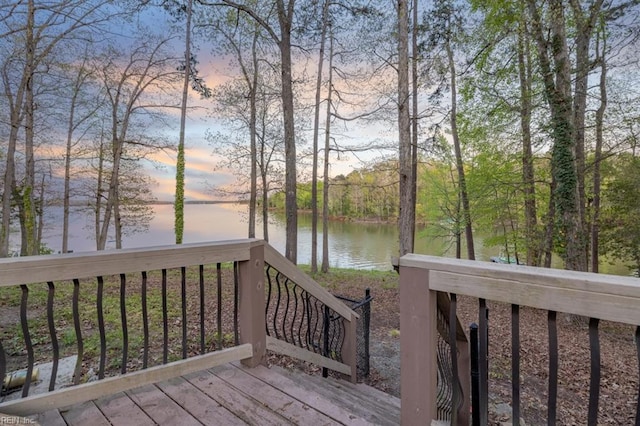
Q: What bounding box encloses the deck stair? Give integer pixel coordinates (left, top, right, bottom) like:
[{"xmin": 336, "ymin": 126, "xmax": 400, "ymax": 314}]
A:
[{"xmin": 27, "ymin": 362, "xmax": 401, "ymax": 426}]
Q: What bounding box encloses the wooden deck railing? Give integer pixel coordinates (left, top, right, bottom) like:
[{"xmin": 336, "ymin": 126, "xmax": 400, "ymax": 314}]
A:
[
  {"xmin": 399, "ymin": 254, "xmax": 640, "ymax": 425},
  {"xmin": 0, "ymin": 239, "xmax": 358, "ymax": 417}
]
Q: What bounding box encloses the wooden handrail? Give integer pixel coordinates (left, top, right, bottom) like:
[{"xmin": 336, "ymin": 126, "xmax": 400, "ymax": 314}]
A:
[
  {"xmin": 400, "ymin": 254, "xmax": 640, "ymax": 324},
  {"xmin": 0, "ymin": 239, "xmax": 262, "ymax": 287}
]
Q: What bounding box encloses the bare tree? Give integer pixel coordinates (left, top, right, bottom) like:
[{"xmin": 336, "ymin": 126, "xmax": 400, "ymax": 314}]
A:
[
  {"xmin": 207, "ymin": 0, "xmax": 299, "ymax": 262},
  {"xmin": 93, "ymin": 37, "xmax": 180, "ymax": 249},
  {"xmin": 0, "ymin": 0, "xmax": 115, "ymax": 256}
]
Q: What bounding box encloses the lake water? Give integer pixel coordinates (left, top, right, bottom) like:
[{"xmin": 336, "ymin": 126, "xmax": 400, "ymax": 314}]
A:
[{"xmin": 40, "ymin": 203, "xmax": 630, "ymax": 275}]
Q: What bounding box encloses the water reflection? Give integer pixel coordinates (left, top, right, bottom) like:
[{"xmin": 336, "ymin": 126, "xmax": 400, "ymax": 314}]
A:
[{"xmin": 40, "ymin": 203, "xmax": 631, "ymax": 275}]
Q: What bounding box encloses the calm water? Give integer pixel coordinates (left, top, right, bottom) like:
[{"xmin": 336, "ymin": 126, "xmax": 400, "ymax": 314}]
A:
[{"xmin": 39, "ymin": 203, "xmax": 630, "ymax": 275}]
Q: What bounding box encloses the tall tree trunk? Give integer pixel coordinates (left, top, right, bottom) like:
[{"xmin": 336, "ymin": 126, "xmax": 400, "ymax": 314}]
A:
[
  {"xmin": 410, "ymin": 0, "xmax": 418, "ymax": 253},
  {"xmin": 570, "ymin": 0, "xmax": 604, "ymax": 269},
  {"xmin": 175, "ymin": 0, "xmax": 192, "ymax": 245},
  {"xmin": 397, "ymin": 0, "xmax": 413, "ymax": 257},
  {"xmin": 321, "ymin": 29, "xmax": 334, "ymax": 273},
  {"xmin": 517, "ymin": 17, "xmax": 539, "ymax": 266},
  {"xmin": 592, "ymin": 21, "xmax": 607, "ymax": 273},
  {"xmin": 446, "ymin": 38, "xmax": 475, "ymax": 260},
  {"xmin": 311, "ymin": 0, "xmax": 330, "ymax": 273},
  {"xmin": 95, "ymin": 138, "xmax": 105, "ymax": 248},
  {"xmin": 248, "ymin": 28, "xmax": 259, "ymax": 239},
  {"xmin": 527, "ymin": 0, "xmax": 584, "ymax": 271},
  {"xmin": 22, "ymin": 0, "xmax": 37, "ymax": 256},
  {"xmin": 276, "ymin": 0, "xmax": 298, "ymax": 263}
]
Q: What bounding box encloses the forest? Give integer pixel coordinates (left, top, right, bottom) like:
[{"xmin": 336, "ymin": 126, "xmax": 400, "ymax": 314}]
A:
[{"xmin": 1, "ymin": 0, "xmax": 640, "ymax": 276}]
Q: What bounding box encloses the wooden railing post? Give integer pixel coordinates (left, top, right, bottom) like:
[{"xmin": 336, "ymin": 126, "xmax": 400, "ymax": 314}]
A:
[
  {"xmin": 341, "ymin": 312, "xmax": 358, "ymax": 383},
  {"xmin": 238, "ymin": 241, "xmax": 266, "ymax": 368},
  {"xmin": 457, "ymin": 336, "xmax": 471, "ymax": 425},
  {"xmin": 400, "ymin": 264, "xmax": 437, "ymax": 424}
]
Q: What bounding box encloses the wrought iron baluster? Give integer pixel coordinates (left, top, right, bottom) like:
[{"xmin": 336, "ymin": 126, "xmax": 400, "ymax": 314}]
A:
[
  {"xmin": 199, "ymin": 264, "xmax": 205, "ymax": 354},
  {"xmin": 217, "ymin": 263, "xmax": 222, "ymax": 348},
  {"xmin": 161, "ymin": 269, "xmax": 168, "ymax": 364},
  {"xmin": 478, "ymin": 298, "xmax": 489, "ymax": 425},
  {"xmin": 120, "ymin": 274, "xmax": 128, "ymax": 374},
  {"xmin": 470, "ymin": 323, "xmax": 480, "ymax": 426},
  {"xmin": 233, "ymin": 262, "xmax": 239, "ymax": 346},
  {"xmin": 273, "ymin": 271, "xmax": 282, "ymax": 340},
  {"xmin": 635, "ymin": 326, "xmax": 640, "ymax": 426},
  {"xmin": 265, "ymin": 265, "xmax": 273, "ymax": 338},
  {"xmin": 588, "ymin": 317, "xmax": 601, "ymax": 426},
  {"xmin": 283, "ymin": 278, "xmax": 291, "ymax": 342},
  {"xmin": 20, "ymin": 285, "xmax": 34, "ymax": 397},
  {"xmin": 512, "ymin": 304, "xmax": 520, "ymax": 426},
  {"xmin": 72, "ymin": 279, "xmax": 83, "ymax": 385},
  {"xmin": 291, "ymin": 284, "xmax": 300, "ymax": 347},
  {"xmin": 181, "ymin": 266, "xmax": 187, "ymax": 359},
  {"xmin": 449, "ymin": 293, "xmax": 459, "ymax": 425},
  {"xmin": 322, "ymin": 305, "xmax": 330, "ymax": 378},
  {"xmin": 548, "ymin": 310, "xmax": 558, "ymax": 424},
  {"xmin": 141, "ymin": 271, "xmax": 149, "ymax": 368},
  {"xmin": 0, "ymin": 340, "xmax": 5, "ymax": 396},
  {"xmin": 96, "ymin": 277, "xmax": 106, "ymax": 380},
  {"xmin": 46, "ymin": 282, "xmax": 59, "ymax": 391}
]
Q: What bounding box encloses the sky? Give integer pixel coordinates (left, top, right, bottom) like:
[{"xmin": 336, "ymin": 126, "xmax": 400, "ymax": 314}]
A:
[{"xmin": 132, "ymin": 5, "xmax": 396, "ymax": 203}]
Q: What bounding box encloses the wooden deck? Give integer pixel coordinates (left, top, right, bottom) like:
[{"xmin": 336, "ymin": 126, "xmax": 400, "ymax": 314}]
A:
[{"xmin": 27, "ymin": 363, "xmax": 400, "ymax": 425}]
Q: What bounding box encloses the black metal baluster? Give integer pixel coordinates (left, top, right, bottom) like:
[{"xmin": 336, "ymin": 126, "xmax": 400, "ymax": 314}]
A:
[
  {"xmin": 120, "ymin": 274, "xmax": 128, "ymax": 374},
  {"xmin": 310, "ymin": 297, "xmax": 322, "ymax": 353},
  {"xmin": 0, "ymin": 340, "xmax": 5, "ymax": 396},
  {"xmin": 479, "ymin": 298, "xmax": 489, "ymax": 425},
  {"xmin": 72, "ymin": 279, "xmax": 83, "ymax": 385},
  {"xmin": 305, "ymin": 292, "xmax": 313, "ymax": 350},
  {"xmin": 635, "ymin": 326, "xmax": 640, "ymax": 426},
  {"xmin": 548, "ymin": 310, "xmax": 558, "ymax": 425},
  {"xmin": 273, "ymin": 272, "xmax": 282, "ymax": 340},
  {"xmin": 233, "ymin": 262, "xmax": 239, "ymax": 346},
  {"xmin": 363, "ymin": 288, "xmax": 371, "ymax": 377},
  {"xmin": 335, "ymin": 315, "xmax": 345, "ymax": 363},
  {"xmin": 217, "ymin": 263, "xmax": 222, "ymax": 349},
  {"xmin": 199, "ymin": 264, "xmax": 205, "ymax": 354},
  {"xmin": 20, "ymin": 285, "xmax": 34, "ymax": 397},
  {"xmin": 265, "ymin": 265, "xmax": 273, "ymax": 338},
  {"xmin": 588, "ymin": 318, "xmax": 601, "ymax": 426},
  {"xmin": 470, "ymin": 323, "xmax": 480, "ymax": 426},
  {"xmin": 291, "ymin": 284, "xmax": 300, "ymax": 347},
  {"xmin": 181, "ymin": 266, "xmax": 187, "ymax": 359},
  {"xmin": 449, "ymin": 293, "xmax": 459, "ymax": 425},
  {"xmin": 96, "ymin": 277, "xmax": 106, "ymax": 380},
  {"xmin": 322, "ymin": 305, "xmax": 330, "ymax": 378},
  {"xmin": 46, "ymin": 282, "xmax": 59, "ymax": 391},
  {"xmin": 283, "ymin": 278, "xmax": 291, "ymax": 342},
  {"xmin": 161, "ymin": 269, "xmax": 168, "ymax": 364},
  {"xmin": 300, "ymin": 291, "xmax": 309, "ymax": 350},
  {"xmin": 141, "ymin": 271, "xmax": 149, "ymax": 368},
  {"xmin": 512, "ymin": 304, "xmax": 520, "ymax": 426}
]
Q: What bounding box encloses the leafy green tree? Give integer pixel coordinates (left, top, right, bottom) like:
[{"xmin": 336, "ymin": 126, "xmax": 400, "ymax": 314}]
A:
[{"xmin": 600, "ymin": 154, "xmax": 640, "ymax": 275}]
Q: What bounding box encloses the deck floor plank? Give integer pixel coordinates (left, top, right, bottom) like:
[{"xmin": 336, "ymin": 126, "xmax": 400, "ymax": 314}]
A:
[
  {"xmin": 210, "ymin": 363, "xmax": 342, "ymax": 426},
  {"xmin": 29, "ymin": 409, "xmax": 66, "ymax": 426},
  {"xmin": 184, "ymin": 370, "xmax": 295, "ymax": 426},
  {"xmin": 274, "ymin": 366, "xmax": 400, "ymax": 426},
  {"xmin": 60, "ymin": 400, "xmax": 111, "ymax": 426},
  {"xmin": 126, "ymin": 383, "xmax": 202, "ymax": 426},
  {"xmin": 235, "ymin": 363, "xmax": 372, "ymax": 426},
  {"xmin": 155, "ymin": 375, "xmax": 247, "ymax": 426},
  {"xmin": 94, "ymin": 391, "xmax": 156, "ymax": 426}
]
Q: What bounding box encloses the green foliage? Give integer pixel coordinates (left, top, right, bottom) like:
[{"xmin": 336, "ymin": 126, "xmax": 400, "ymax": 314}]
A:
[
  {"xmin": 600, "ymin": 154, "xmax": 640, "ymax": 273},
  {"xmin": 175, "ymin": 144, "xmax": 185, "ymax": 244}
]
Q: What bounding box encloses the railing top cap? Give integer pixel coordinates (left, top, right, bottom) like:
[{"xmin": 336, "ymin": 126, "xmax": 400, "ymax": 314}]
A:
[{"xmin": 398, "ymin": 253, "xmax": 640, "ymax": 288}]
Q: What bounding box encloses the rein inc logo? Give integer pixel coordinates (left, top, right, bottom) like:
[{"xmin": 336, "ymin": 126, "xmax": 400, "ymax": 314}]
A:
[{"xmin": 0, "ymin": 416, "xmax": 36, "ymax": 425}]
